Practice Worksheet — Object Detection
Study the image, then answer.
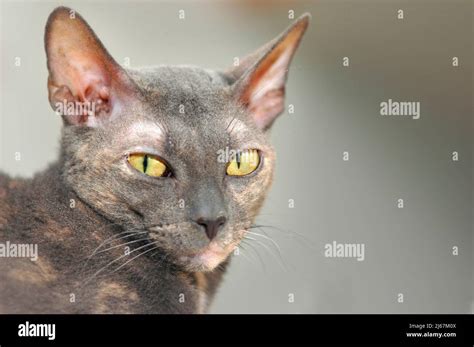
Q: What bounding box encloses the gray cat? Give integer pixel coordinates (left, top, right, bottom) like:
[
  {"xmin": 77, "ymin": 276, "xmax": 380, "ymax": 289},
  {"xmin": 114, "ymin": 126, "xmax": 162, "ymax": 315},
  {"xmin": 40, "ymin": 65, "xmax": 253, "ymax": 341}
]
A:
[{"xmin": 0, "ymin": 7, "xmax": 309, "ymax": 313}]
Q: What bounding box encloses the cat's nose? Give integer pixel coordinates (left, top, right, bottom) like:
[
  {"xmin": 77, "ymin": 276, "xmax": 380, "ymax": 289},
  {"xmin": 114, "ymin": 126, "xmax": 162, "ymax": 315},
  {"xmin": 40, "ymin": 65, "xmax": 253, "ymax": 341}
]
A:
[{"xmin": 196, "ymin": 216, "xmax": 227, "ymax": 240}]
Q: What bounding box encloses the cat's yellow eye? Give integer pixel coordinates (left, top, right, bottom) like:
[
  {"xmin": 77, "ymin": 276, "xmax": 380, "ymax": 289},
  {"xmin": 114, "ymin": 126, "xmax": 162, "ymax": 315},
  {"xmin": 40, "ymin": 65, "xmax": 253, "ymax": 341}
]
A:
[
  {"xmin": 226, "ymin": 149, "xmax": 260, "ymax": 176},
  {"xmin": 128, "ymin": 153, "xmax": 170, "ymax": 177}
]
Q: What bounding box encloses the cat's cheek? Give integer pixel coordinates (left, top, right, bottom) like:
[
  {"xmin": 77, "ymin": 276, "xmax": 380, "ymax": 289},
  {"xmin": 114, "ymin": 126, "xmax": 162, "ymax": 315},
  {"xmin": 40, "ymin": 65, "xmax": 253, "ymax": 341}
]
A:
[
  {"xmin": 240, "ymin": 156, "xmax": 274, "ymax": 223},
  {"xmin": 227, "ymin": 154, "xmax": 274, "ymax": 196}
]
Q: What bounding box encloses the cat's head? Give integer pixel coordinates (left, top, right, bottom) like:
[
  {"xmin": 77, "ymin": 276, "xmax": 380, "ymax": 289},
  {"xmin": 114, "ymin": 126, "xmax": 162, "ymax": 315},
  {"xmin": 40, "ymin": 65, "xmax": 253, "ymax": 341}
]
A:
[{"xmin": 45, "ymin": 7, "xmax": 309, "ymax": 272}]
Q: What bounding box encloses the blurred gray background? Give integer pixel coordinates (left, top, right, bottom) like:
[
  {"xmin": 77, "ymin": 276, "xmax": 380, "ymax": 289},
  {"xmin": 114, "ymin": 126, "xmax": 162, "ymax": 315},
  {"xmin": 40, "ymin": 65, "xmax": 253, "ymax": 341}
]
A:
[{"xmin": 0, "ymin": 0, "xmax": 472, "ymax": 313}]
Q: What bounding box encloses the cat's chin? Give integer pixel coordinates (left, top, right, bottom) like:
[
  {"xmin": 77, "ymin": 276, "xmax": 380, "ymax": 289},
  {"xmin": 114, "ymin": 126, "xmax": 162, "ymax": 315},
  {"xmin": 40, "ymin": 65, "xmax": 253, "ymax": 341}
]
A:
[{"xmin": 179, "ymin": 244, "xmax": 230, "ymax": 272}]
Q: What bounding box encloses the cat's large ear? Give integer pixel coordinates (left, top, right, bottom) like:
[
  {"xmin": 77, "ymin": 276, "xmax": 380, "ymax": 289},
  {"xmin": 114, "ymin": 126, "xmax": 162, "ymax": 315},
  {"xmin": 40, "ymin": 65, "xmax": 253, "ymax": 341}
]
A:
[
  {"xmin": 45, "ymin": 7, "xmax": 138, "ymax": 127},
  {"xmin": 227, "ymin": 14, "xmax": 310, "ymax": 131}
]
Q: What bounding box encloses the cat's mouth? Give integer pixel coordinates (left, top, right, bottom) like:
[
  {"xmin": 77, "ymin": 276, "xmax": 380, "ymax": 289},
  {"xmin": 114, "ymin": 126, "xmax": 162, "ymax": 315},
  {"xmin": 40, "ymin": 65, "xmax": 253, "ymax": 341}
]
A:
[
  {"xmin": 148, "ymin": 225, "xmax": 247, "ymax": 271},
  {"xmin": 180, "ymin": 243, "xmax": 231, "ymax": 272}
]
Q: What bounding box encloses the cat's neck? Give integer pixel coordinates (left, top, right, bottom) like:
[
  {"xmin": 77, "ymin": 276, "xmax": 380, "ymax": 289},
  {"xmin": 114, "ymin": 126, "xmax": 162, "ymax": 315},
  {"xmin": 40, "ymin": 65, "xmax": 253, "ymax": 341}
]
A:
[
  {"xmin": 2, "ymin": 162, "xmax": 119, "ymax": 248},
  {"xmin": 34, "ymin": 163, "xmax": 113, "ymax": 231}
]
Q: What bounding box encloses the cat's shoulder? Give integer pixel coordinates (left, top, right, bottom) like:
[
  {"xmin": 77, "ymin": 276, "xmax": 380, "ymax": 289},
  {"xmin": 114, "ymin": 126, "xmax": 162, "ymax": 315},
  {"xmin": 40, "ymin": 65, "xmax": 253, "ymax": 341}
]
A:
[
  {"xmin": 0, "ymin": 171, "xmax": 11, "ymax": 186},
  {"xmin": 0, "ymin": 171, "xmax": 33, "ymax": 232},
  {"xmin": 0, "ymin": 171, "xmax": 16, "ymax": 204},
  {"xmin": 0, "ymin": 171, "xmax": 29, "ymax": 200}
]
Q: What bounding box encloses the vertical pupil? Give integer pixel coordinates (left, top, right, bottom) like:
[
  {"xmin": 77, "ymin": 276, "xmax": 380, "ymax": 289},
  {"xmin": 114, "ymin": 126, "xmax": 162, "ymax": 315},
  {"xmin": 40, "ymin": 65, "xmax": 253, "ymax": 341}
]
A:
[
  {"xmin": 236, "ymin": 151, "xmax": 241, "ymax": 169},
  {"xmin": 143, "ymin": 154, "xmax": 148, "ymax": 172}
]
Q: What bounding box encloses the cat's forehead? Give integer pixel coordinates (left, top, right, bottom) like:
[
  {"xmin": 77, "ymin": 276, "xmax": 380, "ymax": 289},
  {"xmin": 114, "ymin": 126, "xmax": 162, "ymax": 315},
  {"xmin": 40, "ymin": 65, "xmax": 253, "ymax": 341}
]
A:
[
  {"xmin": 120, "ymin": 116, "xmax": 258, "ymax": 154},
  {"xmin": 121, "ymin": 66, "xmax": 262, "ymax": 147},
  {"xmin": 128, "ymin": 66, "xmax": 230, "ymax": 95}
]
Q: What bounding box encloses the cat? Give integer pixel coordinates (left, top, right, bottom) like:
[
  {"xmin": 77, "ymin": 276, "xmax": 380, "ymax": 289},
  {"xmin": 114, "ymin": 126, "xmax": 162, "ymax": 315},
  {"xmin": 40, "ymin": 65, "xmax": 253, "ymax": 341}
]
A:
[{"xmin": 0, "ymin": 7, "xmax": 309, "ymax": 313}]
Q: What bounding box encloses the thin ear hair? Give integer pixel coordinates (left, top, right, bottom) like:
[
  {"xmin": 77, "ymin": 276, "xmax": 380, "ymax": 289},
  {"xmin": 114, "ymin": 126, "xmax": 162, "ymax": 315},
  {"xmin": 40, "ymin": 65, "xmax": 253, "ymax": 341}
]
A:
[
  {"xmin": 239, "ymin": 70, "xmax": 285, "ymax": 110},
  {"xmin": 225, "ymin": 13, "xmax": 310, "ymax": 85},
  {"xmin": 45, "ymin": 7, "xmax": 132, "ymax": 81},
  {"xmin": 44, "ymin": 7, "xmax": 119, "ymax": 82},
  {"xmin": 231, "ymin": 13, "xmax": 310, "ymax": 130},
  {"xmin": 235, "ymin": 13, "xmax": 310, "ymax": 96},
  {"xmin": 44, "ymin": 7, "xmax": 139, "ymax": 126},
  {"xmin": 224, "ymin": 41, "xmax": 274, "ymax": 83}
]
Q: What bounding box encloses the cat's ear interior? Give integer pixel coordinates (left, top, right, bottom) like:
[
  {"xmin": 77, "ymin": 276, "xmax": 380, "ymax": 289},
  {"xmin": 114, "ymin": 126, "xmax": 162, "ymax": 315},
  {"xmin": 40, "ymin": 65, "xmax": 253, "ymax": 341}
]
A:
[
  {"xmin": 45, "ymin": 7, "xmax": 136, "ymax": 126},
  {"xmin": 228, "ymin": 14, "xmax": 310, "ymax": 131}
]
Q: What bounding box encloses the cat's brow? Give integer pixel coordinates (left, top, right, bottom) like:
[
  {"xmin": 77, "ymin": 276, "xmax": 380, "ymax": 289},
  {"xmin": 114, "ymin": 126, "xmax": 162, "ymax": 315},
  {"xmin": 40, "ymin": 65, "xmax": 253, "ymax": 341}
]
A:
[
  {"xmin": 127, "ymin": 121, "xmax": 166, "ymax": 142},
  {"xmin": 226, "ymin": 117, "xmax": 248, "ymax": 136}
]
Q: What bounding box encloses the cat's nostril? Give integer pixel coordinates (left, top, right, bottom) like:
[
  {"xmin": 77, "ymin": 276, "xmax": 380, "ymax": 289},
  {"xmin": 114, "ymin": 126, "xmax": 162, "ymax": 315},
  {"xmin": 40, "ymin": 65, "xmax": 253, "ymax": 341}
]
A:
[{"xmin": 196, "ymin": 216, "xmax": 227, "ymax": 241}]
